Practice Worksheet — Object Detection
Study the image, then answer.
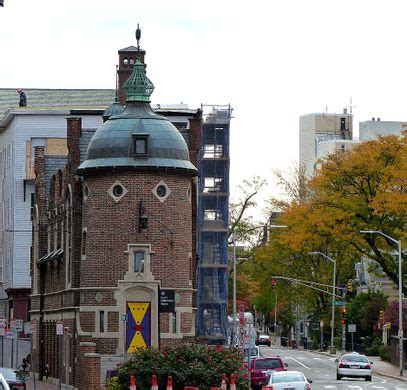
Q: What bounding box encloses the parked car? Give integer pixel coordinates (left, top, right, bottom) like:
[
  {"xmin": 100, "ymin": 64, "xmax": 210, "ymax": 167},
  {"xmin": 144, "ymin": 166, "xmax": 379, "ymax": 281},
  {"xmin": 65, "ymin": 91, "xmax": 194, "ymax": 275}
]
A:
[
  {"xmin": 336, "ymin": 352, "xmax": 372, "ymax": 381},
  {"xmin": 250, "ymin": 356, "xmax": 287, "ymax": 389},
  {"xmin": 267, "ymin": 370, "xmax": 312, "ymax": 390},
  {"xmin": 0, "ymin": 373, "xmax": 10, "ymax": 390},
  {"xmin": 0, "ymin": 368, "xmax": 27, "ymax": 390},
  {"xmin": 256, "ymin": 334, "xmax": 271, "ymax": 346},
  {"xmin": 243, "ymin": 345, "xmax": 262, "ymax": 362}
]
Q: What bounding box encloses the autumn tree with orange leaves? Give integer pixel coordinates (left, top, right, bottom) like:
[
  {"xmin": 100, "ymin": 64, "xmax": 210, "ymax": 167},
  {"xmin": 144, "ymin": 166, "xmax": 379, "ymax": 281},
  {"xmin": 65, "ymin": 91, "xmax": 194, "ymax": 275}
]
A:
[{"xmin": 251, "ymin": 132, "xmax": 406, "ymax": 328}]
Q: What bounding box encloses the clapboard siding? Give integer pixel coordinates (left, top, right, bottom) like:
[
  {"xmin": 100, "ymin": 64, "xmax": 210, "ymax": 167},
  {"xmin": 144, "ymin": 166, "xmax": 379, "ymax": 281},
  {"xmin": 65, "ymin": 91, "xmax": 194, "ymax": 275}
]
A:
[{"xmin": 1, "ymin": 112, "xmax": 104, "ymax": 291}]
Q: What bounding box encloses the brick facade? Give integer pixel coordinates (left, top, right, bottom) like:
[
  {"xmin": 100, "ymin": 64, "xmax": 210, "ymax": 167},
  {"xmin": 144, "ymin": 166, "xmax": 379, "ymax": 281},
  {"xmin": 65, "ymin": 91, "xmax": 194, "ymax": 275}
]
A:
[{"xmin": 30, "ymin": 45, "xmax": 203, "ymax": 389}]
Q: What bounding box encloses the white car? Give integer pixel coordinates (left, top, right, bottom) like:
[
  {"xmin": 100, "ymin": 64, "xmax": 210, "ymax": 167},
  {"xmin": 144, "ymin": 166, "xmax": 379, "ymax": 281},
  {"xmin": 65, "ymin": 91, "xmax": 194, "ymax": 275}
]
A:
[
  {"xmin": 267, "ymin": 370, "xmax": 312, "ymax": 390},
  {"xmin": 336, "ymin": 352, "xmax": 372, "ymax": 381},
  {"xmin": 0, "ymin": 373, "xmax": 10, "ymax": 390}
]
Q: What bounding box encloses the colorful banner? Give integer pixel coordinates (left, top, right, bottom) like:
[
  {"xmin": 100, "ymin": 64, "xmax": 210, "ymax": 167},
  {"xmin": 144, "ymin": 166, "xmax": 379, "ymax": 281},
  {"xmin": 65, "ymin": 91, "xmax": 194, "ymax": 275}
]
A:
[{"xmin": 126, "ymin": 301, "xmax": 151, "ymax": 352}]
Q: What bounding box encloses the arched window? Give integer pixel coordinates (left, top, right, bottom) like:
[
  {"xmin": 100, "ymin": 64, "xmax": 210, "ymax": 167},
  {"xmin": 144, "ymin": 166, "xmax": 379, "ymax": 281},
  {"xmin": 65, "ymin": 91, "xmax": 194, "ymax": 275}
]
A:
[
  {"xmin": 123, "ymin": 57, "xmax": 128, "ymax": 66},
  {"xmin": 129, "ymin": 57, "xmax": 135, "ymax": 65}
]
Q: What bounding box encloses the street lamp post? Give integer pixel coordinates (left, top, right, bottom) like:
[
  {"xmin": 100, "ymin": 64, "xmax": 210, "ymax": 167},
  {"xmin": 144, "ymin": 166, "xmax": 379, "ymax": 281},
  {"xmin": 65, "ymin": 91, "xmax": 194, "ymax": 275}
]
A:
[
  {"xmin": 309, "ymin": 251, "xmax": 336, "ymax": 352},
  {"xmin": 232, "ymin": 233, "xmax": 237, "ymax": 347},
  {"xmin": 360, "ymin": 230, "xmax": 403, "ymax": 376}
]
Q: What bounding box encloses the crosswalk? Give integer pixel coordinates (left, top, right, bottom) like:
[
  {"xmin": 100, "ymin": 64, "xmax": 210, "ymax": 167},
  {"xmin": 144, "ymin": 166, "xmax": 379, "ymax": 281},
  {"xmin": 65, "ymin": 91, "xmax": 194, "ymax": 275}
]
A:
[{"xmin": 321, "ymin": 386, "xmax": 407, "ymax": 390}]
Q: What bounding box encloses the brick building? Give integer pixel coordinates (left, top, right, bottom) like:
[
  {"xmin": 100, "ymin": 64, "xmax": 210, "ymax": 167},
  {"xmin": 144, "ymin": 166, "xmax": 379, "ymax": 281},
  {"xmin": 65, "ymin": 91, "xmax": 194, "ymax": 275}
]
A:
[{"xmin": 31, "ymin": 41, "xmax": 202, "ymax": 389}]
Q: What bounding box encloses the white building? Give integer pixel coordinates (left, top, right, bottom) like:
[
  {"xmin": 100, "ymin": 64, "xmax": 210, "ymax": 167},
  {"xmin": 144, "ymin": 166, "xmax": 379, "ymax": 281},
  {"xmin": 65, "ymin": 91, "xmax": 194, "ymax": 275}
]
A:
[
  {"xmin": 359, "ymin": 118, "xmax": 406, "ymax": 140},
  {"xmin": 0, "ymin": 88, "xmax": 114, "ymax": 320},
  {"xmin": 299, "ymin": 110, "xmax": 353, "ymax": 177}
]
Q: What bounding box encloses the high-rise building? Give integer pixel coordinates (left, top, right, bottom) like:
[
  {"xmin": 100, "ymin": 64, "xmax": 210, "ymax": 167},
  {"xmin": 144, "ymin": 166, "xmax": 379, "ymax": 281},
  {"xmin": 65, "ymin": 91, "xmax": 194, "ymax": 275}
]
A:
[{"xmin": 299, "ymin": 110, "xmax": 353, "ymax": 177}]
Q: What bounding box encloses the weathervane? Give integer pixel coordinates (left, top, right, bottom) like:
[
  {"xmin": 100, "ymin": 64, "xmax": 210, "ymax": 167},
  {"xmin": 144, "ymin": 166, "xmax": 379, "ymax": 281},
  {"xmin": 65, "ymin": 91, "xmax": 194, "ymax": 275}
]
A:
[{"xmin": 136, "ymin": 24, "xmax": 141, "ymax": 51}]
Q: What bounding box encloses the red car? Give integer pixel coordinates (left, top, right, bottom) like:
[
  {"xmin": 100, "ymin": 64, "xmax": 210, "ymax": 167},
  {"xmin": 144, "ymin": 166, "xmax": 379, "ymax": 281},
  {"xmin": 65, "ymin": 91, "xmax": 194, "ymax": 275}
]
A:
[{"xmin": 250, "ymin": 356, "xmax": 288, "ymax": 389}]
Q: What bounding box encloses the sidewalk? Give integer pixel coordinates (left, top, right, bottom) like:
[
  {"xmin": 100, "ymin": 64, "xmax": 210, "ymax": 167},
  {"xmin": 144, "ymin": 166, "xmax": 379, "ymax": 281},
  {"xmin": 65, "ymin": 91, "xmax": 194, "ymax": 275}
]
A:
[{"xmin": 26, "ymin": 379, "xmax": 59, "ymax": 390}]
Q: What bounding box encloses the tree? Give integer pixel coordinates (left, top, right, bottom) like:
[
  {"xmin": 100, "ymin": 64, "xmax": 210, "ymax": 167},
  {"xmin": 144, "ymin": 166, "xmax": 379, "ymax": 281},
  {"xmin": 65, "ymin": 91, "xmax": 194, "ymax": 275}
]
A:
[
  {"xmin": 384, "ymin": 300, "xmax": 407, "ymax": 331},
  {"xmin": 311, "ymin": 133, "xmax": 407, "ymax": 294},
  {"xmin": 228, "ymin": 176, "xmax": 267, "ymax": 264},
  {"xmin": 346, "ymin": 291, "xmax": 388, "ymax": 341}
]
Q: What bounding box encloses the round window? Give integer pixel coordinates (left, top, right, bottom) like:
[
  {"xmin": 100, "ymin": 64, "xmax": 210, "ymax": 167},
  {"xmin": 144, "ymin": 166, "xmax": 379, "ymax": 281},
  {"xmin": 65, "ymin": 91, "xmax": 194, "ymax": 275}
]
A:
[
  {"xmin": 156, "ymin": 185, "xmax": 167, "ymax": 198},
  {"xmin": 112, "ymin": 185, "xmax": 124, "ymax": 197}
]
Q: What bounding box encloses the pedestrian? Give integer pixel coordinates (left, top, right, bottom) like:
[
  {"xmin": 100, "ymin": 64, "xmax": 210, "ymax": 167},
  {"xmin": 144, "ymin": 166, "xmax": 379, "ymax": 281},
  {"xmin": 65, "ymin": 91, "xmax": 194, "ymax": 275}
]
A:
[
  {"xmin": 22, "ymin": 358, "xmax": 27, "ymax": 372},
  {"xmin": 44, "ymin": 363, "xmax": 50, "ymax": 380}
]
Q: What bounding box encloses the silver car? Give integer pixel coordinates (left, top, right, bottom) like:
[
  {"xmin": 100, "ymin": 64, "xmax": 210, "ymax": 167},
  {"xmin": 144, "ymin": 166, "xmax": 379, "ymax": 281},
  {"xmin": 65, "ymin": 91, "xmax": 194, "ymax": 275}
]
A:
[
  {"xmin": 336, "ymin": 352, "xmax": 372, "ymax": 381},
  {"xmin": 267, "ymin": 370, "xmax": 312, "ymax": 390}
]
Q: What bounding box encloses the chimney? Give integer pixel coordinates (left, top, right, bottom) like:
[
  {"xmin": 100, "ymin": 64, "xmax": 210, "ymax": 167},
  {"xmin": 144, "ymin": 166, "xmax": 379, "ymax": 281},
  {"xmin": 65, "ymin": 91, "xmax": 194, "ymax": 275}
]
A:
[
  {"xmin": 343, "ymin": 108, "xmax": 348, "ymax": 114},
  {"xmin": 372, "ymin": 117, "xmax": 375, "ymax": 121}
]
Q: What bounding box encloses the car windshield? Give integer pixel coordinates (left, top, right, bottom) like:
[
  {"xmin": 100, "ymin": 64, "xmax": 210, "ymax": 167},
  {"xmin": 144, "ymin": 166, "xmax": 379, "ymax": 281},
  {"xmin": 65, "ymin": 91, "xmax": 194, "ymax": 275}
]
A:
[
  {"xmin": 272, "ymin": 373, "xmax": 305, "ymax": 383},
  {"xmin": 259, "ymin": 335, "xmax": 269, "ymax": 339},
  {"xmin": 342, "ymin": 355, "xmax": 368, "ymax": 363},
  {"xmin": 0, "ymin": 368, "xmax": 20, "ymax": 381},
  {"xmin": 255, "ymin": 359, "xmax": 283, "ymax": 370},
  {"xmin": 244, "ymin": 348, "xmax": 258, "ymax": 357}
]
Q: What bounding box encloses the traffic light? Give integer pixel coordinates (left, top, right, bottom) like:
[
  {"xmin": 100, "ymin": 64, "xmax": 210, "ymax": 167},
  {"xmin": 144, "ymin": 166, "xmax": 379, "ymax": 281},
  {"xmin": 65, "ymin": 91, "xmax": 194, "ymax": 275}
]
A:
[
  {"xmin": 347, "ymin": 280, "xmax": 353, "ymax": 292},
  {"xmin": 340, "ymin": 307, "xmax": 347, "ymax": 325}
]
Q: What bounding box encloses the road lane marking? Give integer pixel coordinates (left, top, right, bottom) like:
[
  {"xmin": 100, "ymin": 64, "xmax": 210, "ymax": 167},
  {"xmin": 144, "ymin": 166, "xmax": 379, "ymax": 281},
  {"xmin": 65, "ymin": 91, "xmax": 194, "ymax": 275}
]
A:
[
  {"xmin": 285, "ymin": 356, "xmax": 311, "ymax": 369},
  {"xmin": 323, "ymin": 386, "xmax": 337, "ymax": 389},
  {"xmin": 313, "ymin": 357, "xmax": 322, "ymax": 360},
  {"xmin": 371, "ymin": 386, "xmax": 385, "ymax": 389},
  {"xmin": 348, "ymin": 386, "xmax": 363, "ymax": 390}
]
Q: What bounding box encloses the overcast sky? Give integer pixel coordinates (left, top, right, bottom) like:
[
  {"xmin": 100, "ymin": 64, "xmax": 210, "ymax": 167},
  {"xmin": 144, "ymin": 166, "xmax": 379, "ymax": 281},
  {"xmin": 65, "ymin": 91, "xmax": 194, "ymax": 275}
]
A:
[{"xmin": 1, "ymin": 0, "xmax": 407, "ymax": 215}]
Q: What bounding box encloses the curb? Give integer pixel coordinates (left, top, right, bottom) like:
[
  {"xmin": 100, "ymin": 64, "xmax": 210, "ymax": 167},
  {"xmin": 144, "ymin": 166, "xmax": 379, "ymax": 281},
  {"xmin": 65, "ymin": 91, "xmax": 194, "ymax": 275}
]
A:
[{"xmin": 372, "ymin": 370, "xmax": 407, "ymax": 382}]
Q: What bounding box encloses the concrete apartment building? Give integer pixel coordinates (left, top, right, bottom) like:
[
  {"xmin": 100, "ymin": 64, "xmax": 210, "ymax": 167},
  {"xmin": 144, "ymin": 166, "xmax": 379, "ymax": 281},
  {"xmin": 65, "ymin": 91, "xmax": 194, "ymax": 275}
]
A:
[
  {"xmin": 299, "ymin": 110, "xmax": 353, "ymax": 177},
  {"xmin": 0, "ymin": 90, "xmax": 115, "ymax": 321},
  {"xmin": 359, "ymin": 117, "xmax": 406, "ymax": 140}
]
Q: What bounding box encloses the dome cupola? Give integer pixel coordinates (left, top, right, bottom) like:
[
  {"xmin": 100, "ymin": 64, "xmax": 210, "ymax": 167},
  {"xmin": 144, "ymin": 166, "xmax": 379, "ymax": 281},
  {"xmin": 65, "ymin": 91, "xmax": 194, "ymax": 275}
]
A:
[{"xmin": 78, "ymin": 45, "xmax": 197, "ymax": 175}]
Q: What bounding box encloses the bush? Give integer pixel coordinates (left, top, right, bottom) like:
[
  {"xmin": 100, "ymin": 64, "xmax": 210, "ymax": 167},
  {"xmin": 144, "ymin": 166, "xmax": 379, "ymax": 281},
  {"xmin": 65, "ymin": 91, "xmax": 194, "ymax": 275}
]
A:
[
  {"xmin": 379, "ymin": 345, "xmax": 391, "ymax": 361},
  {"xmin": 365, "ymin": 345, "xmax": 380, "ymax": 356},
  {"xmin": 117, "ymin": 344, "xmax": 248, "ymax": 390}
]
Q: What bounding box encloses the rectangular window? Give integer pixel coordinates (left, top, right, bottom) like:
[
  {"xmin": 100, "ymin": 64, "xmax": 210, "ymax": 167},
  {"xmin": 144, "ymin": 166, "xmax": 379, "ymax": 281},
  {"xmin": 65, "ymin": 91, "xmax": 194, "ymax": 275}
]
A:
[
  {"xmin": 99, "ymin": 311, "xmax": 105, "ymax": 333},
  {"xmin": 172, "ymin": 312, "xmax": 177, "ymax": 334},
  {"xmin": 133, "ymin": 134, "xmax": 149, "ymax": 157},
  {"xmin": 134, "ymin": 251, "xmax": 145, "ymax": 273}
]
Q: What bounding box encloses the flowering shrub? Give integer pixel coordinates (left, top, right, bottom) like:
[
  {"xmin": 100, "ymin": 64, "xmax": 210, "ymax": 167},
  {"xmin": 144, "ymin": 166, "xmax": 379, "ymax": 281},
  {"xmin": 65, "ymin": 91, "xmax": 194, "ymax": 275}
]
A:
[{"xmin": 116, "ymin": 344, "xmax": 248, "ymax": 390}]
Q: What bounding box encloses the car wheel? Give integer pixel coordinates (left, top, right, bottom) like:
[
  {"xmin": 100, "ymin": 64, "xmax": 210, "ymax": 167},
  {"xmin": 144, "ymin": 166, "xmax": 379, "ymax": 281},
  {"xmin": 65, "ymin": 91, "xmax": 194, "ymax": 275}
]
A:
[
  {"xmin": 366, "ymin": 376, "xmax": 372, "ymax": 381},
  {"xmin": 336, "ymin": 374, "xmax": 342, "ymax": 381}
]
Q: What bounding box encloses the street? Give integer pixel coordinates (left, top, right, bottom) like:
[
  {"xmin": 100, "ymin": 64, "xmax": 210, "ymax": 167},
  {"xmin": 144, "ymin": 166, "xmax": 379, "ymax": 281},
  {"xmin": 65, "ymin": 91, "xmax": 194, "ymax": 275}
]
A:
[{"xmin": 259, "ymin": 345, "xmax": 407, "ymax": 390}]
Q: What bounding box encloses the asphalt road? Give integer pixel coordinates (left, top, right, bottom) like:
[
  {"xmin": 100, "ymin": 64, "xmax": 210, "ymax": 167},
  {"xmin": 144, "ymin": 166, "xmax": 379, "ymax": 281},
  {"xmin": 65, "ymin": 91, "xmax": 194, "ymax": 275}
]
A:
[{"xmin": 259, "ymin": 345, "xmax": 407, "ymax": 390}]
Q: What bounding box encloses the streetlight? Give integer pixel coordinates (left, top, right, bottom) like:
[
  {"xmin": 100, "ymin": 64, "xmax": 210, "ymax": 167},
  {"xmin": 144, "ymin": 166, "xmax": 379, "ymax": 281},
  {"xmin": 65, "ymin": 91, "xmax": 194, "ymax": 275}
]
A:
[
  {"xmin": 309, "ymin": 251, "xmax": 336, "ymax": 352},
  {"xmin": 271, "ymin": 279, "xmax": 277, "ymax": 342},
  {"xmin": 232, "ymin": 233, "xmax": 237, "ymax": 347},
  {"xmin": 360, "ymin": 230, "xmax": 403, "ymax": 376}
]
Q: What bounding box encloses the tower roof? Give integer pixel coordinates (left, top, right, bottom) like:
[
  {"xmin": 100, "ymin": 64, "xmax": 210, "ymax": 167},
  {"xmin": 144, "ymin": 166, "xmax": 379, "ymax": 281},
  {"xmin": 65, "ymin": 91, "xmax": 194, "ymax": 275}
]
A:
[{"xmin": 78, "ymin": 36, "xmax": 197, "ymax": 175}]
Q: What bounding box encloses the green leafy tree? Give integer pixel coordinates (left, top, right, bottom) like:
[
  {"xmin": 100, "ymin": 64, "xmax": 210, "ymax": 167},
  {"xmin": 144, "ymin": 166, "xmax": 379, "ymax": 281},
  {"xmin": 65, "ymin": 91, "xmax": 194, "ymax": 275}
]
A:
[{"xmin": 346, "ymin": 291, "xmax": 388, "ymax": 341}]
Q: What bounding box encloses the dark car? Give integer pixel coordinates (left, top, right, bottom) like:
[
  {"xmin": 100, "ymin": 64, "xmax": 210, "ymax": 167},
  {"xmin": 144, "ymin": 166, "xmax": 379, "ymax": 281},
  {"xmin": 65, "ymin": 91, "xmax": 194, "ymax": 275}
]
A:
[
  {"xmin": 0, "ymin": 367, "xmax": 27, "ymax": 389},
  {"xmin": 255, "ymin": 334, "xmax": 271, "ymax": 346},
  {"xmin": 250, "ymin": 356, "xmax": 287, "ymax": 389}
]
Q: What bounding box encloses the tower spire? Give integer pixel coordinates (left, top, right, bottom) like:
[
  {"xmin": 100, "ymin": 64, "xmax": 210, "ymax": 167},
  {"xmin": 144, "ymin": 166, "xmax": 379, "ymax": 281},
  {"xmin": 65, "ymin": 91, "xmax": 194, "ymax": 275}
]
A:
[{"xmin": 136, "ymin": 24, "xmax": 141, "ymax": 51}]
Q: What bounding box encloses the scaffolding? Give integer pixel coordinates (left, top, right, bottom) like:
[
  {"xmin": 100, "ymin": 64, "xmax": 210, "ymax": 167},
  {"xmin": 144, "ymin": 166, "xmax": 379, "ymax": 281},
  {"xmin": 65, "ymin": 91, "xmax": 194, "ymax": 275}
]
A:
[{"xmin": 196, "ymin": 104, "xmax": 231, "ymax": 344}]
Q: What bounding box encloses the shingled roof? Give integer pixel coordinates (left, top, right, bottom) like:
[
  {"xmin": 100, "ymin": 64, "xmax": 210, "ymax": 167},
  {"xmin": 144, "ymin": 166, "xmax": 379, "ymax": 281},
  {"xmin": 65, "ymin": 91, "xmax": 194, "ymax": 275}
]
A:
[{"xmin": 0, "ymin": 88, "xmax": 115, "ymax": 121}]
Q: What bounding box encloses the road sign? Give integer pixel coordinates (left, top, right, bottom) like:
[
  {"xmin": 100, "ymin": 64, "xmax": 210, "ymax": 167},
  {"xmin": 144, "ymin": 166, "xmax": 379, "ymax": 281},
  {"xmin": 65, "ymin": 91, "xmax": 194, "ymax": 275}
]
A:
[
  {"xmin": 121, "ymin": 314, "xmax": 128, "ymax": 322},
  {"xmin": 5, "ymin": 328, "xmax": 13, "ymax": 339},
  {"xmin": 333, "ymin": 301, "xmax": 347, "ymax": 306},
  {"xmin": 56, "ymin": 321, "xmax": 64, "ymax": 335},
  {"xmin": 320, "ymin": 321, "xmax": 324, "ymax": 328},
  {"xmin": 30, "ymin": 320, "xmax": 36, "ymax": 333},
  {"xmin": 348, "ymin": 324, "xmax": 356, "ymax": 333},
  {"xmin": 10, "ymin": 319, "xmax": 16, "ymax": 330}
]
